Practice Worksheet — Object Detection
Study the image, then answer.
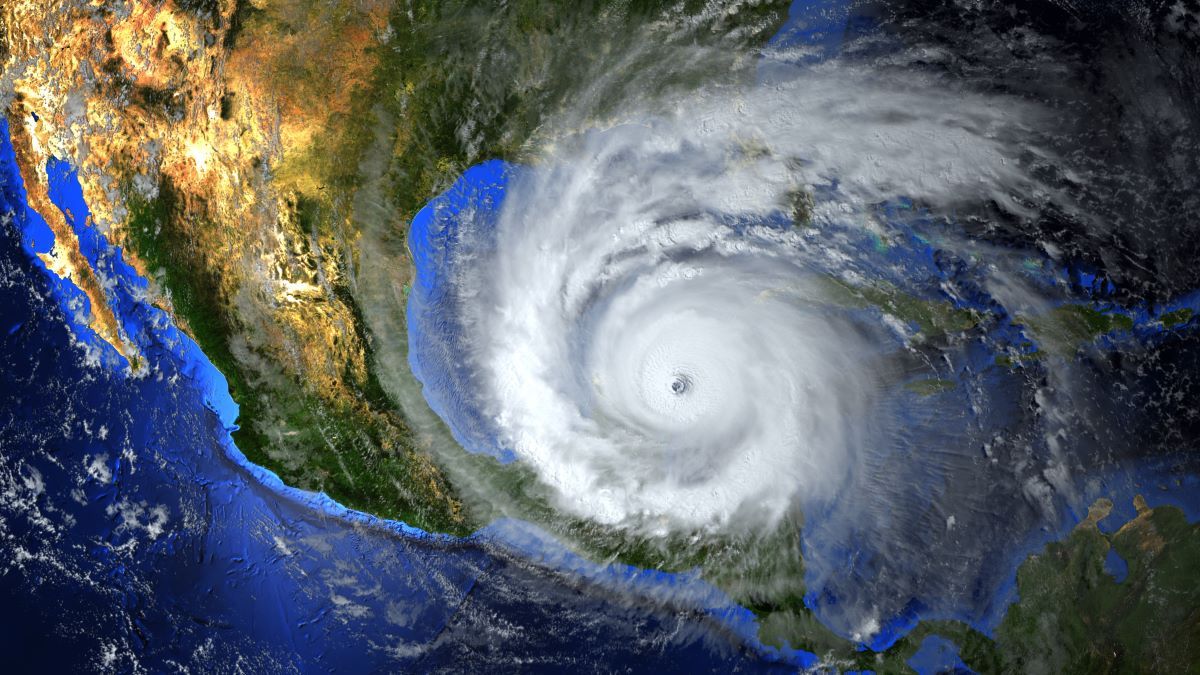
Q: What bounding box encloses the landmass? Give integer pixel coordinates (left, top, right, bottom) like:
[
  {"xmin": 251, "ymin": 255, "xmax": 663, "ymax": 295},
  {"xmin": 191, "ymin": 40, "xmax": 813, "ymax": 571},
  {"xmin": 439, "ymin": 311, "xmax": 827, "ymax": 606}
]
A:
[{"xmin": 3, "ymin": 0, "xmax": 1197, "ymax": 669}]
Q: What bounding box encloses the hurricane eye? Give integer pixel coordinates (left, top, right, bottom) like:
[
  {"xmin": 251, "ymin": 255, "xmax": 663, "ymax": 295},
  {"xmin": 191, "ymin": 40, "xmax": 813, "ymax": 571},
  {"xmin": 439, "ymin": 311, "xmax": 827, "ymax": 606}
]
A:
[{"xmin": 670, "ymin": 375, "xmax": 691, "ymax": 395}]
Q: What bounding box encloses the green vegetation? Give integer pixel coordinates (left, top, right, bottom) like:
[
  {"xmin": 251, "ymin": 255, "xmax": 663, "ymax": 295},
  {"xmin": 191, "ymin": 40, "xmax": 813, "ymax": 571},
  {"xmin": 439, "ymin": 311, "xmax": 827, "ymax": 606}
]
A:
[
  {"xmin": 1161, "ymin": 308, "xmax": 1193, "ymax": 328},
  {"xmin": 374, "ymin": 0, "xmax": 789, "ymax": 217},
  {"xmin": 123, "ymin": 182, "xmax": 472, "ymax": 534},
  {"xmin": 788, "ymin": 186, "xmax": 816, "ymax": 226},
  {"xmin": 126, "ymin": 0, "xmax": 794, "ymax": 551},
  {"xmin": 989, "ymin": 498, "xmax": 1200, "ymax": 674},
  {"xmin": 98, "ymin": 0, "xmax": 795, "ymax": 545},
  {"xmin": 905, "ymin": 378, "xmax": 957, "ymax": 396},
  {"xmin": 126, "ymin": 1, "xmax": 1200, "ymax": 667},
  {"xmin": 122, "ymin": 0, "xmax": 794, "ymax": 574},
  {"xmin": 863, "ymin": 499, "xmax": 1200, "ymax": 674},
  {"xmin": 866, "ymin": 620, "xmax": 1005, "ymax": 673},
  {"xmin": 994, "ymin": 350, "xmax": 1045, "ymax": 368},
  {"xmin": 1017, "ymin": 304, "xmax": 1134, "ymax": 355},
  {"xmin": 819, "ymin": 275, "xmax": 980, "ymax": 339},
  {"xmin": 123, "ymin": 183, "xmax": 265, "ymax": 455}
]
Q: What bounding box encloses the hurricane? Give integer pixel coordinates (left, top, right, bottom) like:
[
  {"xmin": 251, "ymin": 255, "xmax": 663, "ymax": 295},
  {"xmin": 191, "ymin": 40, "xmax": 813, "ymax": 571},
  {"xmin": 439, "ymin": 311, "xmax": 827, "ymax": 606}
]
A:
[
  {"xmin": 407, "ymin": 45, "xmax": 1066, "ymax": 535},
  {"xmin": 8, "ymin": 0, "xmax": 1200, "ymax": 668},
  {"xmin": 390, "ymin": 12, "xmax": 1200, "ymax": 641}
]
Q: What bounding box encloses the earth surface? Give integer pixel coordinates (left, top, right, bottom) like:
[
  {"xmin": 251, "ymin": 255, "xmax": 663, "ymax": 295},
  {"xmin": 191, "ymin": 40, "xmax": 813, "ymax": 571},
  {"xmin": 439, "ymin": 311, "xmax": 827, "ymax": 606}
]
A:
[{"xmin": 2, "ymin": 0, "xmax": 1200, "ymax": 672}]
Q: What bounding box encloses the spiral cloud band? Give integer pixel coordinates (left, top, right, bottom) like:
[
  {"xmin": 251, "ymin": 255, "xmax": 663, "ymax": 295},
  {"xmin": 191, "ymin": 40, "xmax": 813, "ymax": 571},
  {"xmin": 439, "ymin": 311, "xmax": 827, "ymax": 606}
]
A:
[
  {"xmin": 383, "ymin": 9, "xmax": 1200, "ymax": 645},
  {"xmin": 407, "ymin": 53, "xmax": 1060, "ymax": 535}
]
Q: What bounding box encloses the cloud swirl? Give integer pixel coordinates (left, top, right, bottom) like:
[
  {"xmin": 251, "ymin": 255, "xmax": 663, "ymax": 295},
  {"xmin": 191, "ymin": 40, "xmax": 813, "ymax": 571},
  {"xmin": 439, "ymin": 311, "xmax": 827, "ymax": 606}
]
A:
[{"xmin": 408, "ymin": 52, "xmax": 1059, "ymax": 536}]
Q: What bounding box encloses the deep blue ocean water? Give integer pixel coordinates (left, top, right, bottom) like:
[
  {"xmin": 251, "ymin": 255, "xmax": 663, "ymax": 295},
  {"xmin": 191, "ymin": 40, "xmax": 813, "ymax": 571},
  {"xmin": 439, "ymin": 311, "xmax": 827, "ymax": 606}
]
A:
[
  {"xmin": 405, "ymin": 0, "xmax": 1200, "ymax": 660},
  {"xmin": 5, "ymin": 0, "xmax": 1200, "ymax": 671},
  {"xmin": 405, "ymin": 144, "xmax": 1200, "ymax": 660},
  {"xmin": 0, "ymin": 118, "xmax": 813, "ymax": 671}
]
